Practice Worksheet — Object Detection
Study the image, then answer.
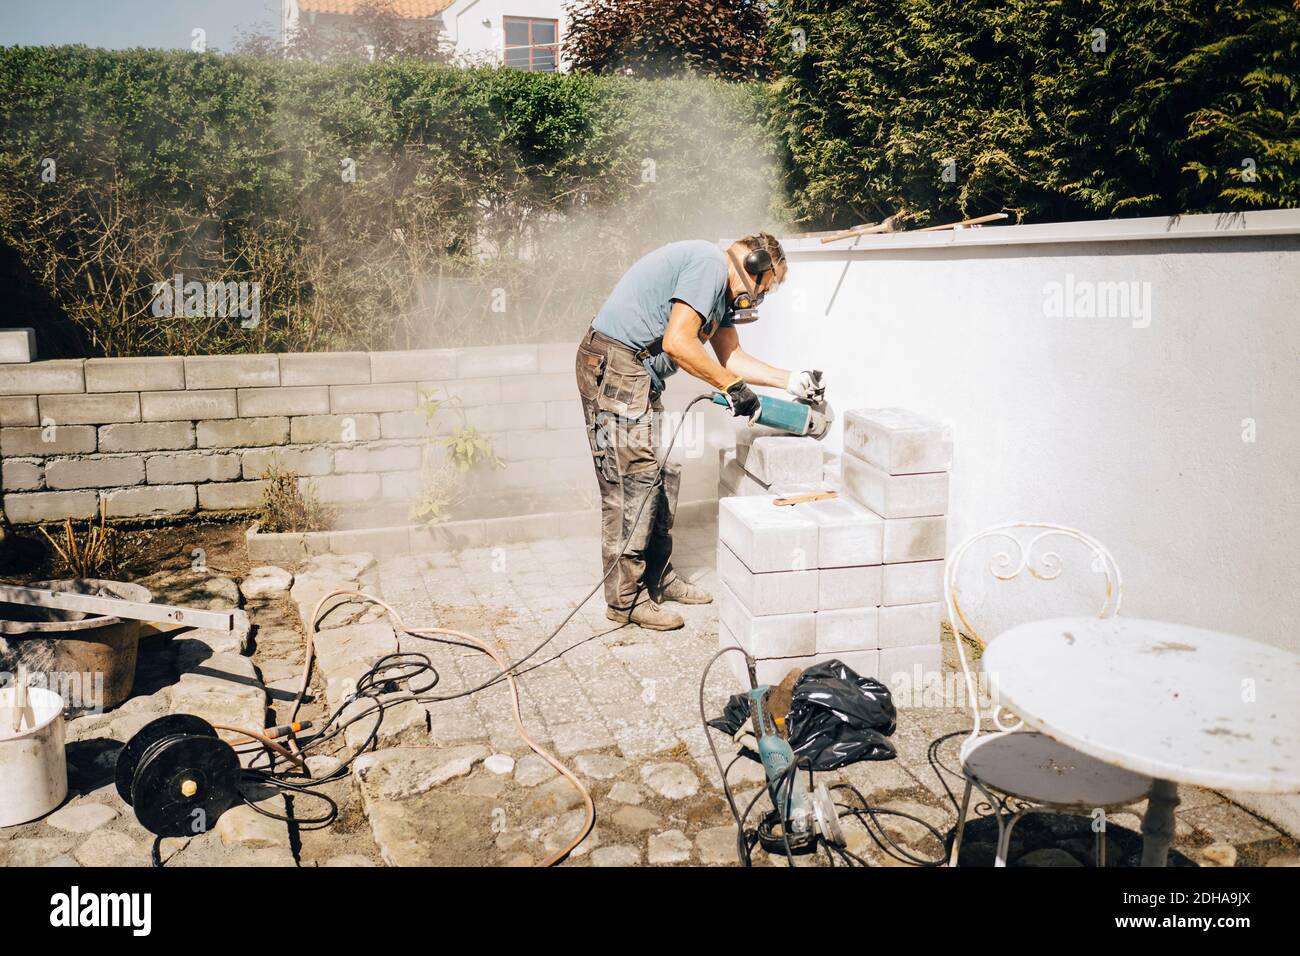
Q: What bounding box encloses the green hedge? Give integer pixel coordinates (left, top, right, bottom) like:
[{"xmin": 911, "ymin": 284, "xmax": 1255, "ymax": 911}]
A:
[
  {"xmin": 0, "ymin": 47, "xmax": 783, "ymax": 357},
  {"xmin": 767, "ymin": 0, "xmax": 1300, "ymax": 227}
]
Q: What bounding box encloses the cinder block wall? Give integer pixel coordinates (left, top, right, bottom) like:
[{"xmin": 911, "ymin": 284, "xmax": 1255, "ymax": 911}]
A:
[{"xmin": 0, "ymin": 345, "xmax": 609, "ymax": 524}]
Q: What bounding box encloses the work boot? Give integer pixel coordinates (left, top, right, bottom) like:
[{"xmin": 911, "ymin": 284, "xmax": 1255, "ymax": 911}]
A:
[
  {"xmin": 657, "ymin": 576, "xmax": 713, "ymax": 605},
  {"xmin": 606, "ymin": 600, "xmax": 684, "ymax": 631}
]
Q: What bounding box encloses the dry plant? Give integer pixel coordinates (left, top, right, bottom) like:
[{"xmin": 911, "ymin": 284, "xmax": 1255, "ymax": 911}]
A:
[
  {"xmin": 256, "ymin": 462, "xmax": 336, "ymax": 533},
  {"xmin": 38, "ymin": 497, "xmax": 119, "ymax": 579}
]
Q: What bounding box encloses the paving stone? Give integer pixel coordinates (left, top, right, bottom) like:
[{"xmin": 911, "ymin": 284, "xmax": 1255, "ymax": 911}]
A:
[
  {"xmin": 216, "ymin": 803, "xmax": 290, "ymax": 849},
  {"xmin": 306, "ymin": 755, "xmax": 344, "ymax": 779},
  {"xmin": 549, "ymin": 721, "xmax": 616, "ymax": 755},
  {"xmin": 696, "ymin": 825, "xmax": 742, "ymax": 865},
  {"xmin": 540, "ymin": 808, "xmax": 598, "ymax": 859},
  {"xmin": 353, "ymin": 745, "xmax": 488, "ymax": 799},
  {"xmin": 590, "ymin": 845, "xmax": 640, "ymax": 867},
  {"xmin": 241, "ymin": 566, "xmax": 293, "ymax": 601},
  {"xmin": 608, "ymin": 781, "xmax": 645, "ymax": 805},
  {"xmin": 514, "ymin": 754, "xmax": 558, "ymax": 787},
  {"xmin": 41, "ymin": 855, "xmax": 81, "ymax": 867},
  {"xmin": 74, "ymin": 830, "xmax": 149, "ymax": 867},
  {"xmin": 300, "ymin": 552, "xmax": 376, "ymax": 580},
  {"xmin": 573, "ymin": 753, "xmax": 628, "ymax": 780},
  {"xmin": 45, "ymin": 801, "xmax": 119, "ymax": 834},
  {"xmin": 181, "ymin": 623, "xmax": 250, "ymax": 655},
  {"xmin": 1196, "ymin": 843, "xmax": 1239, "ymax": 867},
  {"xmin": 524, "ymin": 775, "xmax": 586, "ymax": 816},
  {"xmin": 648, "ymin": 829, "xmax": 692, "ymax": 864},
  {"xmin": 641, "ymin": 762, "xmax": 700, "ymax": 800},
  {"xmin": 1265, "ymin": 852, "xmax": 1300, "ymax": 867},
  {"xmin": 462, "ymin": 773, "xmax": 508, "ymax": 798},
  {"xmin": 610, "ymin": 805, "xmax": 662, "ymax": 834},
  {"xmin": 137, "ymin": 569, "xmax": 241, "ymax": 610},
  {"xmin": 484, "ymin": 753, "xmax": 515, "ymax": 775},
  {"xmin": 324, "ymin": 855, "xmax": 377, "ymax": 867},
  {"xmin": 1179, "ymin": 802, "xmax": 1280, "ymax": 846},
  {"xmin": 0, "ymin": 838, "xmax": 76, "ymax": 866}
]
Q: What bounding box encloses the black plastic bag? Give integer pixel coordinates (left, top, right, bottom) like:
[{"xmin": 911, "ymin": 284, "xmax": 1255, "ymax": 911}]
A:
[{"xmin": 707, "ymin": 658, "xmax": 897, "ymax": 770}]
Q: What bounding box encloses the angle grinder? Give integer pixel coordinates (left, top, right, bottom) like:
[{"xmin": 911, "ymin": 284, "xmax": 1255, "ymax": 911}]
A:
[
  {"xmin": 709, "ymin": 392, "xmax": 834, "ymax": 439},
  {"xmin": 742, "ymin": 671, "xmax": 844, "ymax": 854}
]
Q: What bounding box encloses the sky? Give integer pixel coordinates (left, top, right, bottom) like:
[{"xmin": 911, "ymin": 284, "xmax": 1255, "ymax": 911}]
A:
[{"xmin": 0, "ymin": 0, "xmax": 282, "ymax": 51}]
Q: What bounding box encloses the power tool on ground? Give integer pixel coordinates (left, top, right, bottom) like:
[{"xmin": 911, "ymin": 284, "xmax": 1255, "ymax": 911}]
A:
[
  {"xmin": 742, "ymin": 668, "xmax": 844, "ymax": 854},
  {"xmin": 709, "ymin": 391, "xmax": 834, "ymax": 439}
]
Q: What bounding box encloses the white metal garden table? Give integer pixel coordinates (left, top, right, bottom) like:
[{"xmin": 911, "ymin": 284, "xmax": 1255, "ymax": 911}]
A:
[{"xmin": 980, "ymin": 616, "xmax": 1300, "ymax": 866}]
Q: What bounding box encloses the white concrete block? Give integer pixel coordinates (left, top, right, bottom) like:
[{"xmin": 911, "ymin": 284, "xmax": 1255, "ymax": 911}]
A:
[
  {"xmin": 810, "ymin": 649, "xmax": 880, "ymax": 680},
  {"xmin": 720, "ymin": 450, "xmax": 768, "ymax": 495},
  {"xmin": 882, "ymin": 560, "xmax": 944, "ymax": 606},
  {"xmin": 842, "ymin": 453, "xmax": 949, "ymax": 518},
  {"xmin": 803, "ymin": 496, "xmax": 883, "ymax": 568},
  {"xmin": 716, "ymin": 542, "xmax": 818, "ymax": 616},
  {"xmin": 0, "ymin": 328, "xmax": 36, "ymax": 363},
  {"xmin": 879, "ymin": 643, "xmax": 945, "ymax": 702},
  {"xmin": 843, "ymin": 408, "xmax": 952, "ymax": 475},
  {"xmin": 818, "ymin": 564, "xmax": 883, "ymax": 610},
  {"xmin": 717, "ymin": 581, "xmax": 816, "ymax": 658},
  {"xmin": 718, "ymin": 495, "xmax": 818, "ymax": 573},
  {"xmin": 882, "ymin": 515, "xmax": 946, "ymax": 563},
  {"xmin": 879, "ymin": 602, "xmax": 942, "ymax": 648},
  {"xmin": 735, "ymin": 434, "xmax": 823, "ymax": 486},
  {"xmin": 816, "ymin": 606, "xmax": 880, "ymax": 653}
]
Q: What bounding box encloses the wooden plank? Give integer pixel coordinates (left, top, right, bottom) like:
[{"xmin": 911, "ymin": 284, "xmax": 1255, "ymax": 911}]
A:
[
  {"xmin": 914, "ymin": 212, "xmax": 1009, "ymax": 232},
  {"xmin": 819, "ymin": 217, "xmax": 899, "ymax": 244},
  {"xmin": 0, "ymin": 584, "xmax": 236, "ymax": 631},
  {"xmin": 772, "ymin": 491, "xmax": 838, "ymax": 507}
]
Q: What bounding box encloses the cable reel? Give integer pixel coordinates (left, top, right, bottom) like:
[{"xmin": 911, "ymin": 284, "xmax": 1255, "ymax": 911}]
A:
[{"xmin": 114, "ymin": 714, "xmax": 243, "ymax": 838}]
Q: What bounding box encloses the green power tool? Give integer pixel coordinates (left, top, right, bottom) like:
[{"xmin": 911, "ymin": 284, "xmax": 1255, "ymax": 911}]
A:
[
  {"xmin": 745, "ymin": 679, "xmax": 845, "ymax": 853},
  {"xmin": 709, "ymin": 392, "xmax": 834, "ymax": 439}
]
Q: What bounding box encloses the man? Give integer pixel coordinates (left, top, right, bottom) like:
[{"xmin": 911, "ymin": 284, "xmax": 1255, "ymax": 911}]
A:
[{"xmin": 574, "ymin": 232, "xmax": 826, "ymax": 630}]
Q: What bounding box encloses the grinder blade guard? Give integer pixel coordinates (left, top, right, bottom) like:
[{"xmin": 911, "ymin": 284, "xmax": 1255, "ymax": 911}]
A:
[{"xmin": 114, "ymin": 714, "xmax": 242, "ymax": 838}]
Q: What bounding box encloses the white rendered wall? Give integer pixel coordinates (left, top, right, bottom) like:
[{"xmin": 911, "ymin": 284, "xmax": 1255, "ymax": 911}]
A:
[{"xmin": 730, "ymin": 209, "xmax": 1300, "ymax": 833}]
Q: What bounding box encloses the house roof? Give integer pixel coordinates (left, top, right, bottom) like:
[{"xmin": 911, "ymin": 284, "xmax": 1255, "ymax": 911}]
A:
[{"xmin": 297, "ymin": 0, "xmax": 456, "ymax": 17}]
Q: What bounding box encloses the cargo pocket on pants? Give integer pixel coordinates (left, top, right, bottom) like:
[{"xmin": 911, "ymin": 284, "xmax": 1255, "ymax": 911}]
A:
[{"xmin": 596, "ymin": 367, "xmax": 651, "ymax": 420}]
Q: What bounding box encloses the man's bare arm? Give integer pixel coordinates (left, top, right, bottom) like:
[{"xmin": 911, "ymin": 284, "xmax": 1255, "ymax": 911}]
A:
[
  {"xmin": 709, "ymin": 326, "xmax": 789, "ymax": 389},
  {"xmin": 661, "ymin": 301, "xmax": 736, "ymax": 390}
]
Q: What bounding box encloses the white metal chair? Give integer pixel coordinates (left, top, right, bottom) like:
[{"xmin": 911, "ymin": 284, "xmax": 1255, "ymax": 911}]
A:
[{"xmin": 945, "ymin": 522, "xmax": 1152, "ymax": 867}]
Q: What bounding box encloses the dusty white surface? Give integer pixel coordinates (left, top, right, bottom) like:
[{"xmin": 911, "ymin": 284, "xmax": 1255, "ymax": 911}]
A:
[{"xmin": 981, "ymin": 616, "xmax": 1300, "ymax": 793}]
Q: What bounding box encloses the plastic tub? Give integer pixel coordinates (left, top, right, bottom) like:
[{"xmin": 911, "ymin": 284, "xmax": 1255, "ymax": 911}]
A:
[{"xmin": 0, "ymin": 685, "xmax": 68, "ymax": 827}]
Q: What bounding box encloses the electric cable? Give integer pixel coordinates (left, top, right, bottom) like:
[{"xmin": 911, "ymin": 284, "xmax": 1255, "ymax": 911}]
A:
[
  {"xmin": 699, "ymin": 651, "xmax": 952, "ymax": 868},
  {"xmin": 224, "ymin": 393, "xmax": 721, "ymax": 863}
]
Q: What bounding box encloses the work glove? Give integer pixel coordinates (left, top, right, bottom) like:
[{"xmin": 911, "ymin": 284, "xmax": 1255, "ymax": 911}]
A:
[
  {"xmin": 723, "ymin": 378, "xmax": 762, "ymax": 421},
  {"xmin": 786, "ymin": 369, "xmax": 826, "ymax": 403}
]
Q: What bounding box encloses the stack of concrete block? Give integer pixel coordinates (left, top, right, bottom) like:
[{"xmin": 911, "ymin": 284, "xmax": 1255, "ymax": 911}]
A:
[
  {"xmin": 717, "ymin": 425, "xmax": 829, "ymax": 500},
  {"xmin": 715, "ymin": 407, "xmax": 951, "ymax": 691}
]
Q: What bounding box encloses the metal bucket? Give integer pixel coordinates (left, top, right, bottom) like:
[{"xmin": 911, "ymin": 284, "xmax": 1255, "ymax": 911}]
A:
[
  {"xmin": 0, "ymin": 685, "xmax": 68, "ymax": 827},
  {"xmin": 0, "ymin": 579, "xmax": 153, "ymax": 715}
]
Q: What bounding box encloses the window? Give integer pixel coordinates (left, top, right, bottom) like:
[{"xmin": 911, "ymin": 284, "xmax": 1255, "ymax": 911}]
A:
[{"xmin": 503, "ymin": 16, "xmax": 558, "ymax": 72}]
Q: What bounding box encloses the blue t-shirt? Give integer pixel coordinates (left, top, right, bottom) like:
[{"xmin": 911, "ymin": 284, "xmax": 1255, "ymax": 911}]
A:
[{"xmin": 592, "ymin": 240, "xmax": 733, "ymax": 391}]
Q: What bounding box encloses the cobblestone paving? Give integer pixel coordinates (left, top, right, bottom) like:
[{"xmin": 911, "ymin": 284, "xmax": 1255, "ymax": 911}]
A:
[{"xmin": 3, "ymin": 522, "xmax": 1296, "ymax": 868}]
